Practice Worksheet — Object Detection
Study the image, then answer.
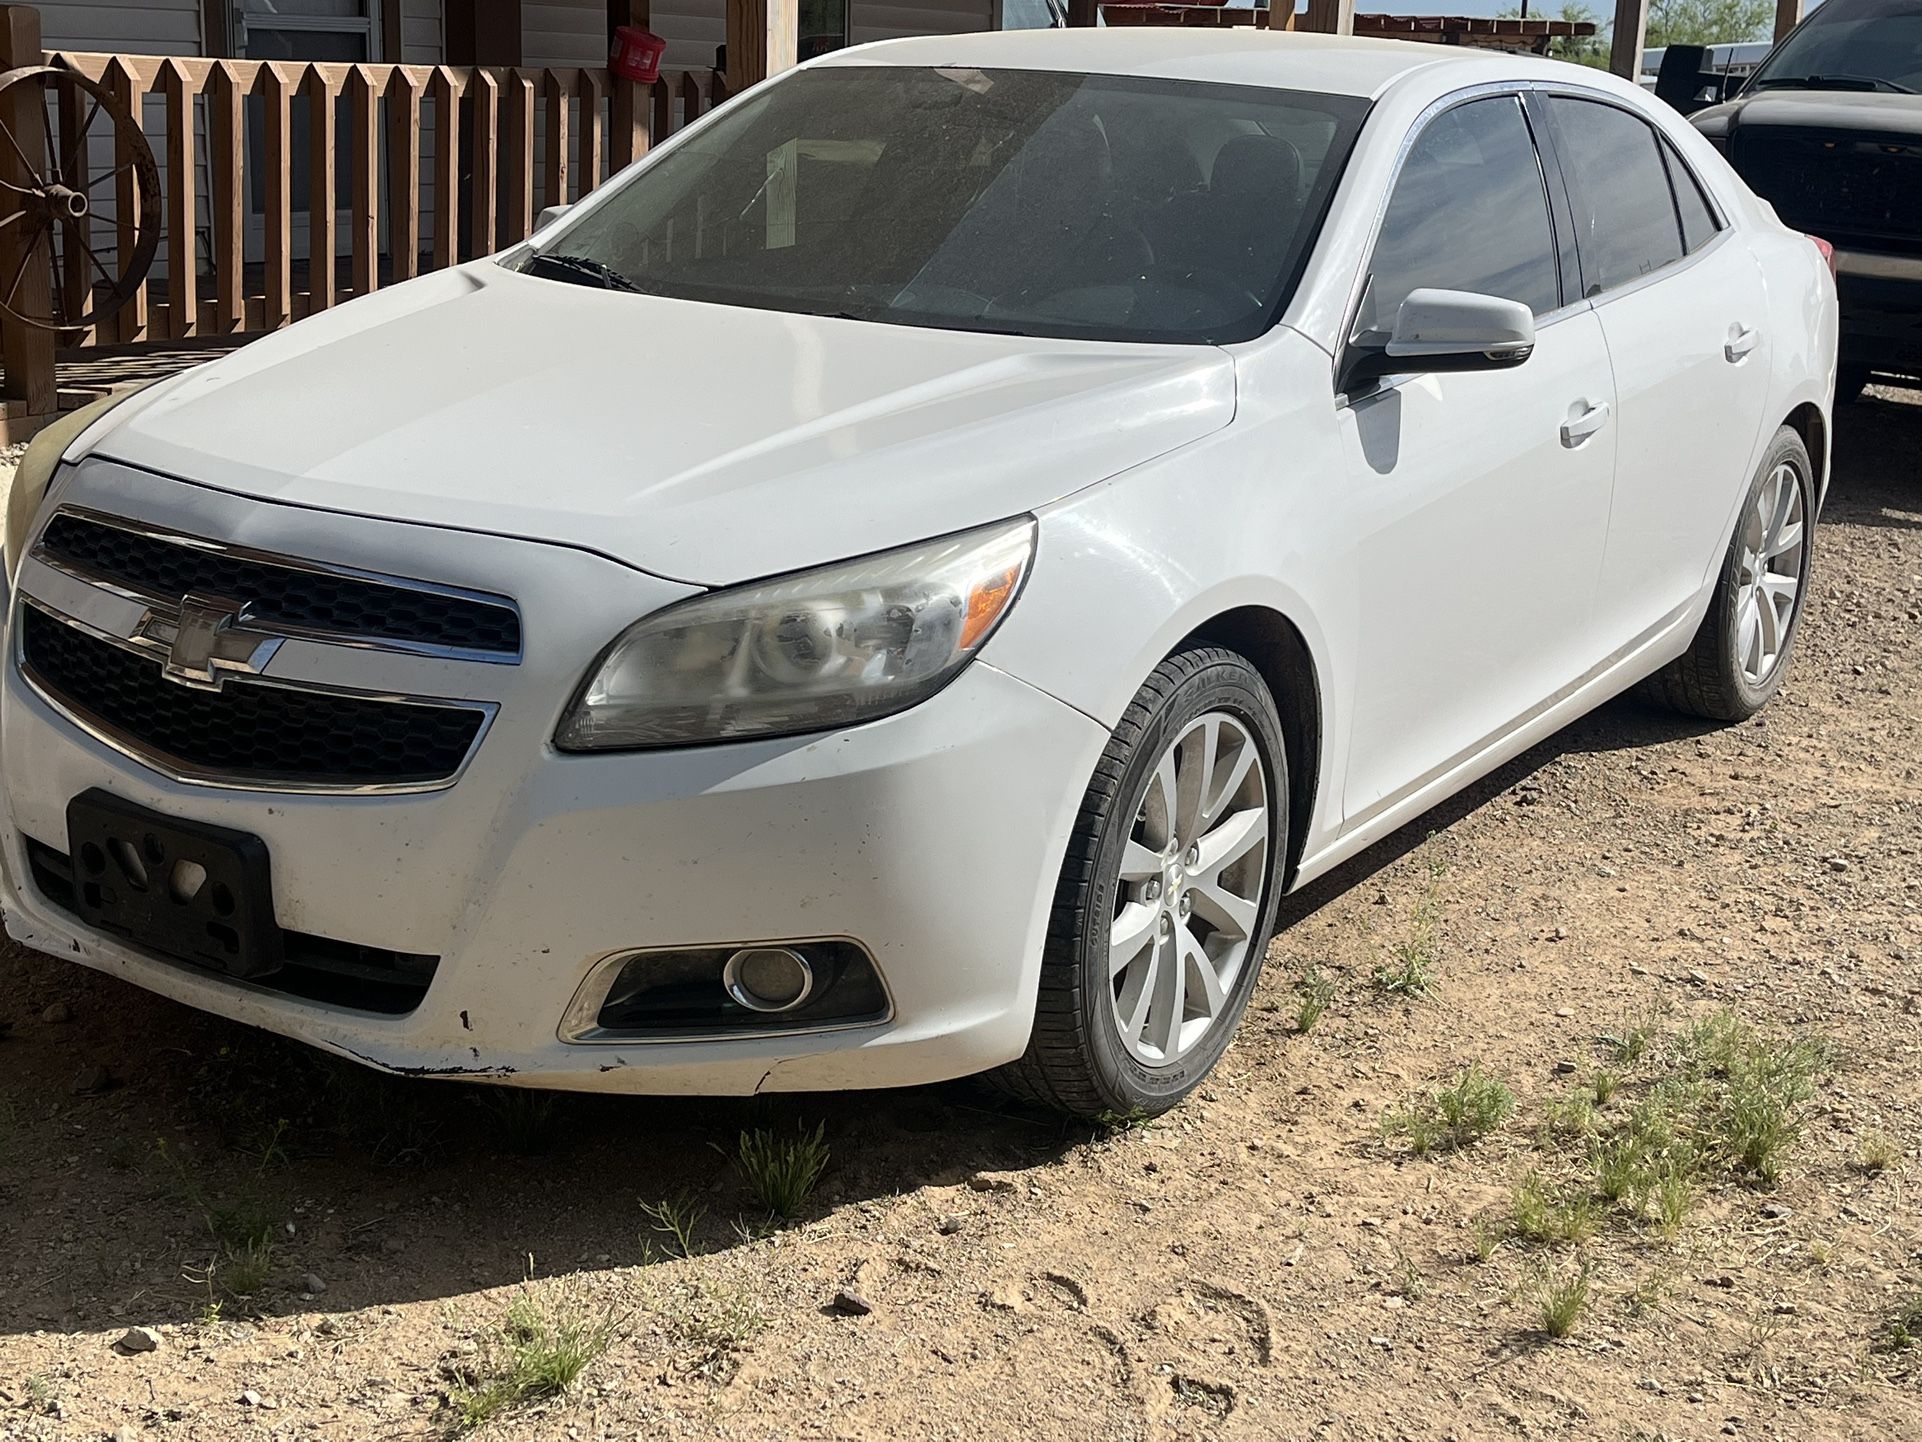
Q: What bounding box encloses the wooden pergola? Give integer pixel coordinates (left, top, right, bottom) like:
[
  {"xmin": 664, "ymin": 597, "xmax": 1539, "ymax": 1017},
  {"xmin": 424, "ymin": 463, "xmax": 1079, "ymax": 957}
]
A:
[{"xmin": 710, "ymin": 0, "xmax": 1809, "ymax": 85}]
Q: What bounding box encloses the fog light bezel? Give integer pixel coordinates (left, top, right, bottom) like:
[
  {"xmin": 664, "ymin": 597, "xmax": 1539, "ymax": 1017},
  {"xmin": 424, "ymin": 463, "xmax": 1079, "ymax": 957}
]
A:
[{"xmin": 557, "ymin": 936, "xmax": 892, "ymax": 1044}]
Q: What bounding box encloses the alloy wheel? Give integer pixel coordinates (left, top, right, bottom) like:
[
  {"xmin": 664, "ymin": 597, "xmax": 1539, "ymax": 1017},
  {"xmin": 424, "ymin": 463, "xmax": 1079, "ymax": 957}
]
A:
[
  {"xmin": 1107, "ymin": 712, "xmax": 1270, "ymax": 1067},
  {"xmin": 1735, "ymin": 460, "xmax": 1806, "ymax": 687}
]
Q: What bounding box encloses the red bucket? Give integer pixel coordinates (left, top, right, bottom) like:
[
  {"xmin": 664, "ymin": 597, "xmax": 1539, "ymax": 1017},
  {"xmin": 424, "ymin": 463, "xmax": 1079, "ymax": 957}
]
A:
[{"xmin": 610, "ymin": 25, "xmax": 667, "ymax": 84}]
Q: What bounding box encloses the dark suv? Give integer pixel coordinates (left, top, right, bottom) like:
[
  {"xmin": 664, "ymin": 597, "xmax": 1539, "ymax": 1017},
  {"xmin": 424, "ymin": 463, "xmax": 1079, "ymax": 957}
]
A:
[{"xmin": 1691, "ymin": 0, "xmax": 1921, "ymax": 399}]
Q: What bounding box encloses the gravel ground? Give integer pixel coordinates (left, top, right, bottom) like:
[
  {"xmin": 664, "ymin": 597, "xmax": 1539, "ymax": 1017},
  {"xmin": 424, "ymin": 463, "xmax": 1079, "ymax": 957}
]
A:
[{"xmin": 1, "ymin": 384, "xmax": 1919, "ymax": 1441}]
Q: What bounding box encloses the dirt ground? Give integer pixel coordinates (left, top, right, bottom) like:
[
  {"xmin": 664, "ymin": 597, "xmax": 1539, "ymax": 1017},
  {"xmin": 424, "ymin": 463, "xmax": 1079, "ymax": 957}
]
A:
[{"xmin": 2, "ymin": 386, "xmax": 1920, "ymax": 1442}]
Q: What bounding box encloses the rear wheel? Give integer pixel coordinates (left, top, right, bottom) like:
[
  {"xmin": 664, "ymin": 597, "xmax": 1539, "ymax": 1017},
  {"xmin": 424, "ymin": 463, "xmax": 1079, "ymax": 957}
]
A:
[
  {"xmin": 1640, "ymin": 426, "xmax": 1814, "ymax": 723},
  {"xmin": 990, "ymin": 647, "xmax": 1287, "ymax": 1119}
]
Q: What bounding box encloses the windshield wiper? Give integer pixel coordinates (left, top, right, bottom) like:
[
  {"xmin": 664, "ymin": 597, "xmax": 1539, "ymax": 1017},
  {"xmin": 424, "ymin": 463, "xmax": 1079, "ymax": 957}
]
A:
[
  {"xmin": 523, "ymin": 251, "xmax": 643, "ymax": 292},
  {"xmin": 1754, "ymin": 73, "xmax": 1919, "ymax": 94}
]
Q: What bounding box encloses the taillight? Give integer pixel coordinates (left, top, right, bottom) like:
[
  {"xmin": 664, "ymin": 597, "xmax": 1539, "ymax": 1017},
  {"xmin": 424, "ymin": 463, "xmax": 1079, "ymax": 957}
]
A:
[{"xmin": 1809, "ymin": 234, "xmax": 1837, "ymax": 277}]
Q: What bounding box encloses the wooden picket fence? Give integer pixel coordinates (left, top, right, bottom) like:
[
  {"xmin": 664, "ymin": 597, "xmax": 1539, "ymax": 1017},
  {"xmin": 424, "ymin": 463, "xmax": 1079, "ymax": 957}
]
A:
[
  {"xmin": 46, "ymin": 50, "xmax": 723, "ymax": 346},
  {"xmin": 0, "ymin": 4, "xmax": 721, "ymax": 437}
]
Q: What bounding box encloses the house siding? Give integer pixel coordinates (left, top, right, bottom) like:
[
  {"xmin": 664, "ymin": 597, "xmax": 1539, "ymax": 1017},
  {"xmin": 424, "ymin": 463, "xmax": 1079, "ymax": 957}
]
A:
[{"xmin": 33, "ymin": 0, "xmax": 204, "ymax": 55}]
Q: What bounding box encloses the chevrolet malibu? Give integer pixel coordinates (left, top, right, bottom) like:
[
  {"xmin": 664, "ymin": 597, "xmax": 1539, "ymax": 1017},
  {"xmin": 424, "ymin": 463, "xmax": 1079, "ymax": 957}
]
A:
[{"xmin": 0, "ymin": 32, "xmax": 1836, "ymax": 1118}]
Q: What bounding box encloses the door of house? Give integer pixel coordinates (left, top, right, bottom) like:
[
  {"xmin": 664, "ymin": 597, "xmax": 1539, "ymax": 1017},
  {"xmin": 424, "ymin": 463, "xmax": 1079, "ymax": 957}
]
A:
[{"xmin": 236, "ymin": 1, "xmax": 381, "ymax": 274}]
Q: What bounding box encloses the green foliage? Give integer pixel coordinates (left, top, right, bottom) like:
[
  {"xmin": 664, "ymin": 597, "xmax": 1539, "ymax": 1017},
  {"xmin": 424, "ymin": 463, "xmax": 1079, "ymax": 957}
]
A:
[
  {"xmin": 450, "ymin": 1292, "xmax": 617, "ymax": 1429},
  {"xmin": 1873, "ymin": 1294, "xmax": 1922, "ymax": 1355},
  {"xmin": 1374, "ymin": 856, "xmax": 1447, "ymax": 997},
  {"xmin": 1383, "ymin": 1064, "xmax": 1515, "ymax": 1156},
  {"xmin": 1294, "ymin": 963, "xmax": 1336, "ymax": 1033},
  {"xmin": 1536, "ymin": 1259, "xmax": 1593, "ymax": 1338},
  {"xmin": 733, "ymin": 1123, "xmax": 830, "ymax": 1221},
  {"xmin": 638, "ymin": 1194, "xmax": 706, "ymax": 1258},
  {"xmin": 1511, "ymin": 1171, "xmax": 1599, "ymax": 1246},
  {"xmin": 1648, "ymin": 0, "xmax": 1774, "ymax": 47},
  {"xmin": 484, "ymin": 1089, "xmax": 561, "ymax": 1157}
]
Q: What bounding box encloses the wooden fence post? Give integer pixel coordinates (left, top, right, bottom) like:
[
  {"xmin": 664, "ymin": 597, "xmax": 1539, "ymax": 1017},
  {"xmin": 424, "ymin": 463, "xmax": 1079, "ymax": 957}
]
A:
[{"xmin": 0, "ymin": 3, "xmax": 55, "ymax": 426}]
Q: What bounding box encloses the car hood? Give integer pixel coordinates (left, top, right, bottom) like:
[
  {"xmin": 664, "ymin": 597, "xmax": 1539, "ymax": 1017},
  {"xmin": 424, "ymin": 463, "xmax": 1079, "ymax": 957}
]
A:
[
  {"xmin": 94, "ymin": 264, "xmax": 1237, "ymax": 586},
  {"xmin": 1697, "ymin": 88, "xmax": 1922, "ymax": 138}
]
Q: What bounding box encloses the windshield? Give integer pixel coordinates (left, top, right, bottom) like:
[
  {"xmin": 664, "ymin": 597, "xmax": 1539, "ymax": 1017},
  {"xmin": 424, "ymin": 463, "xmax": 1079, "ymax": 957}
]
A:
[
  {"xmin": 522, "ymin": 66, "xmax": 1368, "ymax": 344},
  {"xmin": 1747, "ymin": 0, "xmax": 1922, "ymax": 93}
]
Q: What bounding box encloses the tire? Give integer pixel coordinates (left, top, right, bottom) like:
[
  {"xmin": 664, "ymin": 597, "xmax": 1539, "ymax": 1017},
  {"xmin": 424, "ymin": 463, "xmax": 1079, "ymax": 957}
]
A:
[
  {"xmin": 1639, "ymin": 425, "xmax": 1815, "ymax": 723},
  {"xmin": 989, "ymin": 647, "xmax": 1289, "ymax": 1119}
]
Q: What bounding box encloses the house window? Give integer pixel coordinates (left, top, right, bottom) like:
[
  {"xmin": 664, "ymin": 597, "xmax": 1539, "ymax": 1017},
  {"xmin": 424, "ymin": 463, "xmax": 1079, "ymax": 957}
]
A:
[
  {"xmin": 799, "ymin": 0, "xmax": 849, "ymax": 60},
  {"xmin": 238, "ymin": 2, "xmax": 377, "ymax": 216},
  {"xmin": 235, "ymin": 0, "xmax": 381, "ymax": 64}
]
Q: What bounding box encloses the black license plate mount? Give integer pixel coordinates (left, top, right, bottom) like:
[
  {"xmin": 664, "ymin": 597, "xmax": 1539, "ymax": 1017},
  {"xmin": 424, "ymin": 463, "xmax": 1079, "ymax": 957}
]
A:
[{"xmin": 65, "ymin": 788, "xmax": 282, "ymax": 978}]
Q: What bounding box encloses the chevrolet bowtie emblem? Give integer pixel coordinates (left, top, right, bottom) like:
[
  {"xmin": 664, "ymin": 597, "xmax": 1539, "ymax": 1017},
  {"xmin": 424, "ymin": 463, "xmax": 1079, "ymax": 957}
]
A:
[{"xmin": 135, "ymin": 593, "xmax": 285, "ymax": 691}]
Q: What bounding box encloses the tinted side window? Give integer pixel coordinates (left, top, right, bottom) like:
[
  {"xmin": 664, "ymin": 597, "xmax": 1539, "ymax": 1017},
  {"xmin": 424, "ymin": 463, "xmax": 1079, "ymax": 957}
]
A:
[
  {"xmin": 1359, "ymin": 96, "xmax": 1560, "ymax": 337},
  {"xmin": 1660, "ymin": 138, "xmax": 1720, "ymax": 254},
  {"xmin": 1545, "ymin": 97, "xmax": 1684, "ymax": 295}
]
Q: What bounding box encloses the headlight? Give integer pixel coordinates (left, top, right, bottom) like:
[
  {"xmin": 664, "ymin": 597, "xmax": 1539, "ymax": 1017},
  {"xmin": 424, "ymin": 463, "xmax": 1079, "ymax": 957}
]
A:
[
  {"xmin": 4, "ymin": 383, "xmax": 151, "ymax": 583},
  {"xmin": 556, "ymin": 517, "xmax": 1036, "ymax": 751}
]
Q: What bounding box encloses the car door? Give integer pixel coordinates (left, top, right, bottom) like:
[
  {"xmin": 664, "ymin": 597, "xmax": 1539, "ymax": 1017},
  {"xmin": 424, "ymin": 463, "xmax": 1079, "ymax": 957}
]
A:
[
  {"xmin": 1539, "ymin": 93, "xmax": 1775, "ymax": 649},
  {"xmin": 1336, "ymin": 93, "xmax": 1618, "ymax": 830}
]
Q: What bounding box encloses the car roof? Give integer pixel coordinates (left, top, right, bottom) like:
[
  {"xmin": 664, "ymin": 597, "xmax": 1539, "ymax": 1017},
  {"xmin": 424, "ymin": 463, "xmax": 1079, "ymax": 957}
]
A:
[{"xmin": 813, "ymin": 28, "xmax": 1576, "ymax": 100}]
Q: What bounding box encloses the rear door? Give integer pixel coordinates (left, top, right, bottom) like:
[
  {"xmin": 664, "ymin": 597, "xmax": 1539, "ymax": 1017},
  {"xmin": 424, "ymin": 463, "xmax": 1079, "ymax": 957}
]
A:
[{"xmin": 1538, "ymin": 93, "xmax": 1775, "ymax": 648}]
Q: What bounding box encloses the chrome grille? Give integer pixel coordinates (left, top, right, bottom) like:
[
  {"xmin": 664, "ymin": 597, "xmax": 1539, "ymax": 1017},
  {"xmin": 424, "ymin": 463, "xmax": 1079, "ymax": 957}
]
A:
[
  {"xmin": 20, "ymin": 604, "xmax": 491, "ymax": 791},
  {"xmin": 35, "ymin": 510, "xmax": 522, "ymax": 659}
]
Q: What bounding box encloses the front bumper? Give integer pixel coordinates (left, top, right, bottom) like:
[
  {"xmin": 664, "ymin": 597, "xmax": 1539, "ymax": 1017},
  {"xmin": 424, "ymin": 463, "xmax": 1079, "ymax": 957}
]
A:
[{"xmin": 1, "ymin": 468, "xmax": 1107, "ymax": 1094}]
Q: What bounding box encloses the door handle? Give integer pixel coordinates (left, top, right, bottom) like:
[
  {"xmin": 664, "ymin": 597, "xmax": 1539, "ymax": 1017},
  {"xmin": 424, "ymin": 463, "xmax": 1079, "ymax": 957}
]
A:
[
  {"xmin": 1560, "ymin": 399, "xmax": 1610, "ymax": 448},
  {"xmin": 1725, "ymin": 324, "xmax": 1760, "ymax": 362}
]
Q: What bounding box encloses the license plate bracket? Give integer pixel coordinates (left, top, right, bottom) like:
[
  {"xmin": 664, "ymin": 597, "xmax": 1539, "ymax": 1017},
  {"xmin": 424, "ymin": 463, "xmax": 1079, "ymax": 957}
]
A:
[{"xmin": 65, "ymin": 789, "xmax": 283, "ymax": 978}]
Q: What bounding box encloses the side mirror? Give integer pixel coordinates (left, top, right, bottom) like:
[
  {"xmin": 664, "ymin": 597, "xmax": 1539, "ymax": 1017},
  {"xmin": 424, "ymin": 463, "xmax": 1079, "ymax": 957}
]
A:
[
  {"xmin": 535, "ymin": 202, "xmax": 574, "ymax": 232},
  {"xmin": 1342, "ymin": 288, "xmax": 1536, "ymax": 392}
]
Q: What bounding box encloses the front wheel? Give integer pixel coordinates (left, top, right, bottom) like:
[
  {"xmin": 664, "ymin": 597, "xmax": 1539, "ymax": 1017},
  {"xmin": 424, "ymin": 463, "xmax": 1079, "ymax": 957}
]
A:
[
  {"xmin": 1640, "ymin": 425, "xmax": 1815, "ymax": 723},
  {"xmin": 990, "ymin": 647, "xmax": 1288, "ymax": 1119}
]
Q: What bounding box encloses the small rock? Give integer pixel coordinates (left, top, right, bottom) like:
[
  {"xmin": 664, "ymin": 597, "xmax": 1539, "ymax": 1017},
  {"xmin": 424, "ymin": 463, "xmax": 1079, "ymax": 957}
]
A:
[
  {"xmin": 71, "ymin": 1063, "xmax": 112, "ymax": 1096},
  {"xmin": 1554, "ymin": 1060, "xmax": 1578, "ymax": 1075},
  {"xmin": 315, "ymin": 1317, "xmax": 341, "ymax": 1336},
  {"xmin": 1686, "ymin": 969, "xmax": 1711, "ymax": 987},
  {"xmin": 302, "ymin": 1273, "xmax": 327, "ymax": 1296},
  {"xmin": 966, "ymin": 1171, "xmax": 1017, "ymax": 1194},
  {"xmin": 380, "ymin": 1237, "xmax": 406, "ymax": 1255},
  {"xmin": 41, "ymin": 1000, "xmax": 72, "ymax": 1024},
  {"xmin": 1827, "ymin": 857, "xmax": 1850, "ymax": 873},
  {"xmin": 113, "ymin": 1426, "xmax": 140, "ymax": 1442},
  {"xmin": 982, "ymin": 1285, "xmax": 1027, "ymax": 1313},
  {"xmin": 937, "ymin": 1214, "xmax": 964, "ymax": 1235},
  {"xmin": 238, "ymin": 1390, "xmax": 263, "ymax": 1408},
  {"xmin": 1760, "ymin": 1203, "xmax": 1792, "ymax": 1221},
  {"xmin": 114, "ymin": 1326, "xmax": 161, "ymax": 1354},
  {"xmin": 828, "ymin": 1288, "xmax": 873, "ymax": 1317}
]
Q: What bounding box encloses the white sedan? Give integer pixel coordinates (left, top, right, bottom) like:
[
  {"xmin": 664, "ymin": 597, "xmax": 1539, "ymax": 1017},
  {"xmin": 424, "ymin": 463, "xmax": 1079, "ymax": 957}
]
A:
[{"xmin": 0, "ymin": 31, "xmax": 1835, "ymax": 1117}]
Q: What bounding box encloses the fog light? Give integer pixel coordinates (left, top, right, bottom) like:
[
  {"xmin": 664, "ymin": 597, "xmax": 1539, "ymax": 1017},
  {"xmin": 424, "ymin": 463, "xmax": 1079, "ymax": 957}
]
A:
[{"xmin": 723, "ymin": 946, "xmax": 814, "ymax": 1013}]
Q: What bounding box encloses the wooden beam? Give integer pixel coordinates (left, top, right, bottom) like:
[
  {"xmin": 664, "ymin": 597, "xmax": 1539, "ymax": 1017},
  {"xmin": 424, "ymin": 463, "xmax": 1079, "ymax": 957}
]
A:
[
  {"xmin": 447, "ymin": 0, "xmax": 522, "ymax": 66},
  {"xmin": 1302, "ymin": 0, "xmax": 1355, "ymax": 34},
  {"xmin": 608, "ymin": 0, "xmax": 651, "ymax": 48},
  {"xmin": 0, "ymin": 4, "xmax": 54, "ymax": 418},
  {"xmin": 200, "ymin": 0, "xmax": 236, "ymax": 58},
  {"xmin": 726, "ymin": 0, "xmax": 798, "ymax": 94},
  {"xmin": 1609, "ymin": 0, "xmax": 1648, "ymax": 80},
  {"xmin": 1065, "ymin": 0, "xmax": 1098, "ymax": 23},
  {"xmin": 1774, "ymin": 0, "xmax": 1802, "ymax": 40}
]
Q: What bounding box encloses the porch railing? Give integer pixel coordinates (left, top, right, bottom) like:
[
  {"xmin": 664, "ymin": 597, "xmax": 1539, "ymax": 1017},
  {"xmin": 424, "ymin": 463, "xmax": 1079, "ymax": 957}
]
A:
[{"xmin": 0, "ymin": 4, "xmax": 723, "ymax": 437}]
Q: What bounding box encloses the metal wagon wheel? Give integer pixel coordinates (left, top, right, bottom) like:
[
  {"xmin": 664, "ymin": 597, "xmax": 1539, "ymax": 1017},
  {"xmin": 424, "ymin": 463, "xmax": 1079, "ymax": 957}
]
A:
[{"xmin": 0, "ymin": 64, "xmax": 161, "ymax": 332}]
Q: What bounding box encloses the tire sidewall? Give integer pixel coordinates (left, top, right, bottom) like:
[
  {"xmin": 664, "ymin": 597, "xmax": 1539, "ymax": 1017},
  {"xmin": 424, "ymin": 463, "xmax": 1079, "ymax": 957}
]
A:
[
  {"xmin": 1718, "ymin": 430, "xmax": 1816, "ymax": 714},
  {"xmin": 1077, "ymin": 659, "xmax": 1289, "ymax": 1111}
]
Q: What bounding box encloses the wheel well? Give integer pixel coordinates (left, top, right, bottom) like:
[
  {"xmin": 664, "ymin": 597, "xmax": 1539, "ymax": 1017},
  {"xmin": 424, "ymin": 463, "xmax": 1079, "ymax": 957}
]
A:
[
  {"xmin": 1784, "ymin": 402, "xmax": 1827, "ymax": 502},
  {"xmin": 1182, "ymin": 607, "xmax": 1321, "ymax": 888}
]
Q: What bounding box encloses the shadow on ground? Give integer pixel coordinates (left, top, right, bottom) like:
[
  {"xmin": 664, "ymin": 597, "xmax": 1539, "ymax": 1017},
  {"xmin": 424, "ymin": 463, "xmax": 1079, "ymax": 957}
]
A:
[{"xmin": 2, "ymin": 385, "xmax": 1916, "ymax": 1340}]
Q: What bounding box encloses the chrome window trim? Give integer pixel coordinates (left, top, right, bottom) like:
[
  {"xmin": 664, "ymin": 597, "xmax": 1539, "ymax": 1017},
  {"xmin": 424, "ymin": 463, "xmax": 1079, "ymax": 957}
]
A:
[
  {"xmin": 14, "ymin": 596, "xmax": 499, "ymax": 797},
  {"xmin": 31, "ymin": 505, "xmax": 524, "ymax": 666},
  {"xmin": 557, "ymin": 938, "xmax": 897, "ymax": 1045}
]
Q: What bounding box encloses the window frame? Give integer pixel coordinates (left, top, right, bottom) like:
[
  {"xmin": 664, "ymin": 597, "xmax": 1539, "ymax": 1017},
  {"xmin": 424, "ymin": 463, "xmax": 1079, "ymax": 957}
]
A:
[
  {"xmin": 1531, "ymin": 87, "xmax": 1731, "ymax": 307},
  {"xmin": 1337, "ymin": 85, "xmax": 1577, "ymax": 401}
]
